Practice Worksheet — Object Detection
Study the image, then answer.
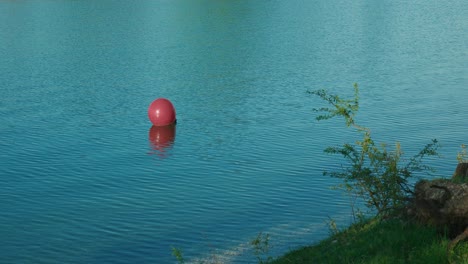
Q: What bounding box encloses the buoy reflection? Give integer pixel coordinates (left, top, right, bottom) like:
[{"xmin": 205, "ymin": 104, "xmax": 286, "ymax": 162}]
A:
[{"xmin": 148, "ymin": 124, "xmax": 176, "ymax": 158}]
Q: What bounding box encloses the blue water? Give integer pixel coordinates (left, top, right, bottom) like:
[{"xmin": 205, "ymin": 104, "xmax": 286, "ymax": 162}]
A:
[{"xmin": 1, "ymin": 0, "xmax": 467, "ymax": 263}]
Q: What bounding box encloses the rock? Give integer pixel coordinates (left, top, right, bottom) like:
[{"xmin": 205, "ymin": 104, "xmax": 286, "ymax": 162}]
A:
[
  {"xmin": 412, "ymin": 179, "xmax": 468, "ymax": 227},
  {"xmin": 410, "ymin": 178, "xmax": 468, "ymax": 253},
  {"xmin": 453, "ymin": 162, "xmax": 468, "ymax": 182}
]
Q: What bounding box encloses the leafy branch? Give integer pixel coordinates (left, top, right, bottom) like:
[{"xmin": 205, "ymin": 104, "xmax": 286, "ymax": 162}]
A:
[
  {"xmin": 310, "ymin": 84, "xmax": 440, "ymax": 216},
  {"xmin": 457, "ymin": 144, "xmax": 467, "ymax": 163}
]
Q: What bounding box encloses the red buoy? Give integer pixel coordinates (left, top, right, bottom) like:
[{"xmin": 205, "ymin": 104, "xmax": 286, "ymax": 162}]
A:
[{"xmin": 148, "ymin": 98, "xmax": 176, "ymax": 126}]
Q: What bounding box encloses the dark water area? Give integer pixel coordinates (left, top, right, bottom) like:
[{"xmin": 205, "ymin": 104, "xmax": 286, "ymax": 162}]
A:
[{"xmin": 1, "ymin": 0, "xmax": 467, "ymax": 263}]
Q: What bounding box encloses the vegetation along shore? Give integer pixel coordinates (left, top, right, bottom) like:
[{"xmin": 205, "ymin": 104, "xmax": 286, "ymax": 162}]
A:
[{"xmin": 175, "ymin": 85, "xmax": 467, "ymax": 264}]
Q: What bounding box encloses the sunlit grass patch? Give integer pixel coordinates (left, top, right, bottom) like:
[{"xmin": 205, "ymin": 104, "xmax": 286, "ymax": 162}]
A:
[{"xmin": 272, "ymin": 218, "xmax": 466, "ymax": 264}]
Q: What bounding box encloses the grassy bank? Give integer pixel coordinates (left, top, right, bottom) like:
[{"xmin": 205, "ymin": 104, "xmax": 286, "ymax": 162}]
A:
[{"xmin": 271, "ymin": 217, "xmax": 467, "ymax": 264}]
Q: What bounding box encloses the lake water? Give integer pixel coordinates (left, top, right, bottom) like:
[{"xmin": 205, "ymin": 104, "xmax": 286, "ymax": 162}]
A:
[{"xmin": 1, "ymin": 0, "xmax": 467, "ymax": 263}]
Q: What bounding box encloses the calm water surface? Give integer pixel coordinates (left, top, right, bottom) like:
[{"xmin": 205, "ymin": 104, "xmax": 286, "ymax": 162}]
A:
[{"xmin": 1, "ymin": 0, "xmax": 467, "ymax": 263}]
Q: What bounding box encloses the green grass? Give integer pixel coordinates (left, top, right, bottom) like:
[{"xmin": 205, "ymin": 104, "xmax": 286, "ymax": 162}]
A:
[
  {"xmin": 271, "ymin": 218, "xmax": 467, "ymax": 264},
  {"xmin": 451, "ymin": 175, "xmax": 468, "ymax": 184}
]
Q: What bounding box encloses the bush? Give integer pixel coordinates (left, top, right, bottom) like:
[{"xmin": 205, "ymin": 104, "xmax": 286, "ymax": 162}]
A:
[{"xmin": 310, "ymin": 84, "xmax": 440, "ymax": 216}]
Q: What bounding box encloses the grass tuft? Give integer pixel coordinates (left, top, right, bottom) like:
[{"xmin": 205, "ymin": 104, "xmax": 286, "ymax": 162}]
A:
[{"xmin": 271, "ymin": 218, "xmax": 467, "ymax": 264}]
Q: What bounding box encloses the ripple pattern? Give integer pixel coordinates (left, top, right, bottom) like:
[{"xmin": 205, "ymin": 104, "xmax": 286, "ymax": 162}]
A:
[{"xmin": 1, "ymin": 0, "xmax": 467, "ymax": 263}]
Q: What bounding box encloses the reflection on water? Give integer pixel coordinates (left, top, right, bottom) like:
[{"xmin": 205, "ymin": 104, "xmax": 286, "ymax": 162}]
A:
[{"xmin": 148, "ymin": 124, "xmax": 176, "ymax": 157}]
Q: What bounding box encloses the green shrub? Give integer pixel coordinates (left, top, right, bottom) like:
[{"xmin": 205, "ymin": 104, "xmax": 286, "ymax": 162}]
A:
[
  {"xmin": 456, "ymin": 144, "xmax": 467, "ymax": 163},
  {"xmin": 310, "ymin": 84, "xmax": 440, "ymax": 216}
]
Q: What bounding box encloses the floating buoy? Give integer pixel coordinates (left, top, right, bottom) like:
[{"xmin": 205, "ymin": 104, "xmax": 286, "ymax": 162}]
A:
[{"xmin": 148, "ymin": 98, "xmax": 176, "ymax": 126}]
